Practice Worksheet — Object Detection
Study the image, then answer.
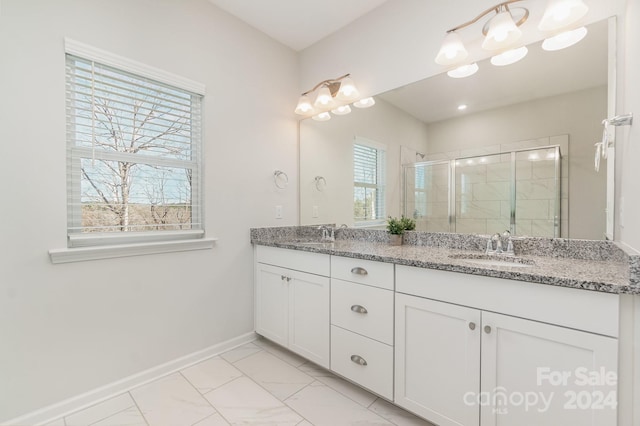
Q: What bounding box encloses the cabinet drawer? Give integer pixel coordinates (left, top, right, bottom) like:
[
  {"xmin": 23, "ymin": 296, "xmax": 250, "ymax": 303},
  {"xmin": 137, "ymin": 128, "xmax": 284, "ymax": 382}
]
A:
[
  {"xmin": 331, "ymin": 256, "xmax": 394, "ymax": 290},
  {"xmin": 331, "ymin": 325, "xmax": 393, "ymax": 400},
  {"xmin": 331, "ymin": 279, "xmax": 394, "ymax": 345},
  {"xmin": 256, "ymin": 245, "xmax": 330, "ymax": 276}
]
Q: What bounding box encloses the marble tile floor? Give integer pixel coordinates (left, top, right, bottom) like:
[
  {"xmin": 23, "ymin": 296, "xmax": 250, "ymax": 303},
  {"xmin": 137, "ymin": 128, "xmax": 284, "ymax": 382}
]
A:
[{"xmin": 43, "ymin": 337, "xmax": 435, "ymax": 426}]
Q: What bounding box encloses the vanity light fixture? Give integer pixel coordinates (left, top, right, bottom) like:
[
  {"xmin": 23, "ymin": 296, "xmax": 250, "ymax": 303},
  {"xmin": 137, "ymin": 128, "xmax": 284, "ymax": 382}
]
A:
[
  {"xmin": 447, "ymin": 63, "xmax": 479, "ymax": 79},
  {"xmin": 541, "ymin": 26, "xmax": 588, "ymax": 51},
  {"xmin": 294, "ymin": 74, "xmax": 374, "ymax": 120},
  {"xmin": 435, "ymin": 0, "xmax": 589, "ymax": 78},
  {"xmin": 490, "ymin": 46, "xmax": 529, "ymax": 66},
  {"xmin": 331, "ymin": 105, "xmax": 352, "ymax": 115},
  {"xmin": 311, "ymin": 111, "xmax": 331, "ymax": 122},
  {"xmin": 353, "ymin": 97, "xmax": 376, "ymax": 108}
]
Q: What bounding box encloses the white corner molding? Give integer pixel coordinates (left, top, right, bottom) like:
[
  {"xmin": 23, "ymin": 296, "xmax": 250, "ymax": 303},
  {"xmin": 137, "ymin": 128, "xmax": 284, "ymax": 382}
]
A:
[
  {"xmin": 64, "ymin": 38, "xmax": 206, "ymax": 95},
  {"xmin": 49, "ymin": 238, "xmax": 217, "ymax": 264}
]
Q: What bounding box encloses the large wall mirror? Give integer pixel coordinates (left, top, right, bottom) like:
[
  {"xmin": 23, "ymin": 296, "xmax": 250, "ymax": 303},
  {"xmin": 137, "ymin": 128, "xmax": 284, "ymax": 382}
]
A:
[{"xmin": 299, "ymin": 18, "xmax": 614, "ymax": 240}]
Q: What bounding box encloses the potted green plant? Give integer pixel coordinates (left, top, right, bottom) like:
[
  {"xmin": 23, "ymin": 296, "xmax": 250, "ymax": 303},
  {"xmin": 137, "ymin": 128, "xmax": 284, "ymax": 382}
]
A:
[
  {"xmin": 400, "ymin": 216, "xmax": 416, "ymax": 232},
  {"xmin": 387, "ymin": 216, "xmax": 412, "ymax": 246}
]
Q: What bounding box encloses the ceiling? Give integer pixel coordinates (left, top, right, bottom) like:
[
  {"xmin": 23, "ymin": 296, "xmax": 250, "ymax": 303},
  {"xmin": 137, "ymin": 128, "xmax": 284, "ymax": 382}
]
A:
[{"xmin": 208, "ymin": 0, "xmax": 389, "ymax": 51}]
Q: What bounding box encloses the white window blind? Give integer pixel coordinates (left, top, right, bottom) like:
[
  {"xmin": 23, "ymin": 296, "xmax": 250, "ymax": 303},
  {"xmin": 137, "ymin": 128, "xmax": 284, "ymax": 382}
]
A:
[
  {"xmin": 354, "ymin": 141, "xmax": 386, "ymax": 224},
  {"xmin": 65, "ymin": 54, "xmax": 203, "ymax": 247}
]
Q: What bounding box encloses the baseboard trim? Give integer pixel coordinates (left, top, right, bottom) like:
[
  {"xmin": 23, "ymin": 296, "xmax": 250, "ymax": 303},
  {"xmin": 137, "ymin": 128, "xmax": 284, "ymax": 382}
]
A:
[{"xmin": 3, "ymin": 332, "xmax": 258, "ymax": 426}]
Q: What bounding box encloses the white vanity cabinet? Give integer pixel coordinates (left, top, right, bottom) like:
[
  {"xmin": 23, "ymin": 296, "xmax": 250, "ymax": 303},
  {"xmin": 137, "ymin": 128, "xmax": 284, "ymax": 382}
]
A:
[
  {"xmin": 255, "ymin": 245, "xmax": 330, "ymax": 368},
  {"xmin": 394, "ymin": 265, "xmax": 619, "ymax": 426},
  {"xmin": 329, "ymin": 256, "xmax": 395, "ymax": 399}
]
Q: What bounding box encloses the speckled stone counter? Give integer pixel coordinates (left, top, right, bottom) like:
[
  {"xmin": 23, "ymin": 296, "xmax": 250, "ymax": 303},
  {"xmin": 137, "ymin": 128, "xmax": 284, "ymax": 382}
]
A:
[{"xmin": 251, "ymin": 226, "xmax": 640, "ymax": 295}]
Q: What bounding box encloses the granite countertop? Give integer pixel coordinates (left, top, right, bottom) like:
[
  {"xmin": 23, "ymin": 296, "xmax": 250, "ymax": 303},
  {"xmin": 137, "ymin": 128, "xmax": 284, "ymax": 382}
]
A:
[{"xmin": 251, "ymin": 227, "xmax": 640, "ymax": 295}]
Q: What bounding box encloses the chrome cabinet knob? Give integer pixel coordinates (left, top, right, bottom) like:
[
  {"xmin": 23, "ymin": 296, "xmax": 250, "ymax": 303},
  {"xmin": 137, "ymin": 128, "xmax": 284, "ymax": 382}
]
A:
[
  {"xmin": 484, "ymin": 325, "xmax": 492, "ymax": 334},
  {"xmin": 469, "ymin": 322, "xmax": 476, "ymax": 331}
]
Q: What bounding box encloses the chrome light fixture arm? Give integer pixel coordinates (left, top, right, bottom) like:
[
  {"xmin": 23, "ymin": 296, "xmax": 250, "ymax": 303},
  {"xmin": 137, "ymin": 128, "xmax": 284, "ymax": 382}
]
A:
[
  {"xmin": 445, "ymin": 0, "xmax": 528, "ymax": 34},
  {"xmin": 300, "ymin": 73, "xmax": 351, "ymax": 97}
]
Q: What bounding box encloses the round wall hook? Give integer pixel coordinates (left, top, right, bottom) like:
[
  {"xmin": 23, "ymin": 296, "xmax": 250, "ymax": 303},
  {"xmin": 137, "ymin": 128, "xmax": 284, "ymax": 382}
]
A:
[
  {"xmin": 274, "ymin": 170, "xmax": 288, "ymax": 189},
  {"xmin": 315, "ymin": 176, "xmax": 327, "ymax": 191}
]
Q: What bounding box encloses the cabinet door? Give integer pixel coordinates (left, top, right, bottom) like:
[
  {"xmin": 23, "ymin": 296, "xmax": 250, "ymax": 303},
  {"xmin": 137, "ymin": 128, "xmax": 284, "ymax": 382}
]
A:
[
  {"xmin": 289, "ymin": 270, "xmax": 330, "ymax": 368},
  {"xmin": 481, "ymin": 311, "xmax": 618, "ymax": 426},
  {"xmin": 255, "ymin": 263, "xmax": 289, "ymax": 347},
  {"xmin": 395, "ymin": 293, "xmax": 481, "ymax": 426}
]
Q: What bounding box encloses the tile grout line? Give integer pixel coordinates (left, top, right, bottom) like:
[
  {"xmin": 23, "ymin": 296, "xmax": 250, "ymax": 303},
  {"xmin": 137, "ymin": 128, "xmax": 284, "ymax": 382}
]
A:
[
  {"xmin": 201, "ymin": 365, "xmax": 311, "ymax": 425},
  {"xmin": 62, "ymin": 394, "xmax": 135, "ymax": 426},
  {"xmin": 127, "ymin": 391, "xmax": 150, "ymax": 426},
  {"xmin": 254, "ymin": 340, "xmax": 385, "ymax": 413},
  {"xmin": 223, "ymin": 344, "xmax": 264, "ymax": 365},
  {"xmin": 84, "ymin": 404, "xmax": 138, "ymax": 426},
  {"xmin": 367, "ymin": 396, "xmax": 380, "ymax": 409},
  {"xmin": 180, "ymin": 357, "xmax": 245, "ymax": 397},
  {"xmin": 279, "ymin": 379, "xmax": 322, "ymax": 425},
  {"xmin": 200, "ymin": 375, "xmax": 288, "ymax": 426},
  {"xmin": 175, "ymin": 370, "xmax": 226, "ymax": 426}
]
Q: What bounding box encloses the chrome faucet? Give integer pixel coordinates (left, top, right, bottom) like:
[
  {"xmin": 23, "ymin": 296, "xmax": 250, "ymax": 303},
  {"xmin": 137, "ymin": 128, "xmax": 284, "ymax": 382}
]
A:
[
  {"xmin": 318, "ymin": 225, "xmax": 335, "ymax": 242},
  {"xmin": 493, "ymin": 232, "xmax": 503, "ymax": 254},
  {"xmin": 486, "ymin": 230, "xmax": 515, "ymax": 255}
]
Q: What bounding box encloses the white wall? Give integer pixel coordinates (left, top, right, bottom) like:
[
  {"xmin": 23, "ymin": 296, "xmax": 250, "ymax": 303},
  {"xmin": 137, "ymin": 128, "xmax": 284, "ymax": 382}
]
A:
[
  {"xmin": 0, "ymin": 0, "xmax": 298, "ymax": 421},
  {"xmin": 299, "ymin": 99, "xmax": 428, "ymax": 226},
  {"xmin": 427, "ymin": 87, "xmax": 607, "ymax": 240}
]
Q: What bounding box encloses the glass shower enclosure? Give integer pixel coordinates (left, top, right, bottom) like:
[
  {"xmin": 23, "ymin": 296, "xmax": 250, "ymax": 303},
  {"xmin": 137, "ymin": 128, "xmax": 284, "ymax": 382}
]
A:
[{"xmin": 404, "ymin": 146, "xmax": 561, "ymax": 237}]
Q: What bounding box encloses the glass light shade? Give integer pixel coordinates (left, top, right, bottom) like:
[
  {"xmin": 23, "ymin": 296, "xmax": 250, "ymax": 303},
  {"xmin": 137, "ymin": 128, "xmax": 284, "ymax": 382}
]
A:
[
  {"xmin": 313, "ymin": 86, "xmax": 336, "ymax": 109},
  {"xmin": 538, "ymin": 0, "xmax": 588, "ymax": 31},
  {"xmin": 294, "ymin": 94, "xmax": 315, "ymax": 115},
  {"xmin": 542, "ymin": 26, "xmax": 588, "ymax": 51},
  {"xmin": 435, "ymin": 32, "xmax": 468, "ymax": 66},
  {"xmin": 312, "ymin": 112, "xmax": 331, "ymax": 121},
  {"xmin": 331, "ymin": 105, "xmax": 352, "ymax": 115},
  {"xmin": 482, "ymin": 11, "xmax": 522, "ymax": 50},
  {"xmin": 447, "ymin": 63, "xmax": 479, "ymax": 79},
  {"xmin": 353, "ymin": 97, "xmax": 376, "ymax": 108},
  {"xmin": 336, "ymin": 77, "xmax": 360, "ymax": 101},
  {"xmin": 490, "ymin": 46, "xmax": 528, "ymax": 66}
]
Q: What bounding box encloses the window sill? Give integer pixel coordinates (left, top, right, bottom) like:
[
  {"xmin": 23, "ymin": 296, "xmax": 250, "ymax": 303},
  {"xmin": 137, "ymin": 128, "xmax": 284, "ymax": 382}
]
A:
[{"xmin": 49, "ymin": 238, "xmax": 217, "ymax": 264}]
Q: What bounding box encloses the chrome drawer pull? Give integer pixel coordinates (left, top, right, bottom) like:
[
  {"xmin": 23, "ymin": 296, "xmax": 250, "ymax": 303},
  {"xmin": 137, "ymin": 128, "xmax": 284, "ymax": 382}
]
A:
[
  {"xmin": 350, "ymin": 355, "xmax": 368, "ymax": 366},
  {"xmin": 350, "ymin": 267, "xmax": 368, "ymax": 276},
  {"xmin": 350, "ymin": 305, "xmax": 368, "ymax": 314}
]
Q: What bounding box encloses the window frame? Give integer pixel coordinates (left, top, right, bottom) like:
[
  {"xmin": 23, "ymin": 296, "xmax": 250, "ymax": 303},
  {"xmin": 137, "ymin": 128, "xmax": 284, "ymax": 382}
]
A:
[
  {"xmin": 50, "ymin": 39, "xmax": 214, "ymax": 263},
  {"xmin": 353, "ymin": 137, "xmax": 387, "ymax": 227}
]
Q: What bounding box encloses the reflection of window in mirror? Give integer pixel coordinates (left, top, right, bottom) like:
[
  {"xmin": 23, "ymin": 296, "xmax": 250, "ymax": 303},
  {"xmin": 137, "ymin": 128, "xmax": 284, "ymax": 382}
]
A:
[{"xmin": 353, "ymin": 138, "xmax": 386, "ymax": 227}]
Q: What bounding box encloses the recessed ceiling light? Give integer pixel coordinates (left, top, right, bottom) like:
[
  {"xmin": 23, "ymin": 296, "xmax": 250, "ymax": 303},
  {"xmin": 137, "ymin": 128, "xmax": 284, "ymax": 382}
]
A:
[{"xmin": 457, "ymin": 104, "xmax": 468, "ymax": 111}]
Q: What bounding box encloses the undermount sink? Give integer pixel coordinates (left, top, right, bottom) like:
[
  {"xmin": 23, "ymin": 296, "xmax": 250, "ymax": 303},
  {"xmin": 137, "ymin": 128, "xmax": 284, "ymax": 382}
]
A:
[{"xmin": 448, "ymin": 253, "xmax": 536, "ymax": 268}]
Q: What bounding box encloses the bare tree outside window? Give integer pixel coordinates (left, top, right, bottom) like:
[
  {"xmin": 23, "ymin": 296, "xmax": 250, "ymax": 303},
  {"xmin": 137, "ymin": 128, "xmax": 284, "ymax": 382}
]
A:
[{"xmin": 66, "ymin": 55, "xmax": 202, "ymax": 237}]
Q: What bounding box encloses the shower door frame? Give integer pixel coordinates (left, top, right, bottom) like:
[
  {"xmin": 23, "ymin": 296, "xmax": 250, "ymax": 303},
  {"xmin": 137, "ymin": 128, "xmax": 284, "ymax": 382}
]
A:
[{"xmin": 404, "ymin": 145, "xmax": 562, "ymax": 237}]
